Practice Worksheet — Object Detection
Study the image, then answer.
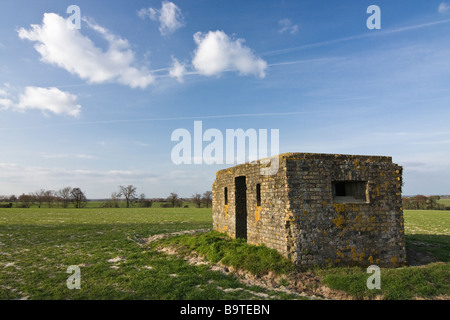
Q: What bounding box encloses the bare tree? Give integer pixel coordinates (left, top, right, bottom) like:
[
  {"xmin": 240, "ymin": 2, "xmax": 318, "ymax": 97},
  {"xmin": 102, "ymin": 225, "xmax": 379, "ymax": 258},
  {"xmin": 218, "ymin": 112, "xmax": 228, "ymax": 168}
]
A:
[
  {"xmin": 202, "ymin": 191, "xmax": 212, "ymax": 208},
  {"xmin": 167, "ymin": 192, "xmax": 181, "ymax": 208},
  {"xmin": 71, "ymin": 188, "xmax": 87, "ymax": 208},
  {"xmin": 118, "ymin": 185, "xmax": 137, "ymax": 208},
  {"xmin": 192, "ymin": 193, "xmax": 202, "ymax": 208},
  {"xmin": 18, "ymin": 194, "xmax": 34, "ymax": 208},
  {"xmin": 111, "ymin": 192, "xmax": 121, "ymax": 208},
  {"xmin": 58, "ymin": 187, "xmax": 72, "ymax": 208},
  {"xmin": 44, "ymin": 190, "xmax": 56, "ymax": 208},
  {"xmin": 34, "ymin": 189, "xmax": 46, "ymax": 208}
]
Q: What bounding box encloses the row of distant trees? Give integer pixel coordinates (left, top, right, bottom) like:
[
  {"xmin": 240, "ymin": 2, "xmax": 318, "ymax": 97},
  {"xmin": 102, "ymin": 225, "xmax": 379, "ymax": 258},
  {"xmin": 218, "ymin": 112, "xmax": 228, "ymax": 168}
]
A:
[
  {"xmin": 103, "ymin": 185, "xmax": 212, "ymax": 209},
  {"xmin": 0, "ymin": 187, "xmax": 88, "ymax": 208},
  {"xmin": 402, "ymin": 195, "xmax": 448, "ymax": 210},
  {"xmin": 0, "ymin": 185, "xmax": 213, "ymax": 209}
]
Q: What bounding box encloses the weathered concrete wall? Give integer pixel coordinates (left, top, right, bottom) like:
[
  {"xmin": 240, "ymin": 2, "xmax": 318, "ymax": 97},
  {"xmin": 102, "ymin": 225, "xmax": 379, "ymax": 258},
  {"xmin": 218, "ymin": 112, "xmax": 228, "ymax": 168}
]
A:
[
  {"xmin": 212, "ymin": 153, "xmax": 407, "ymax": 268},
  {"xmin": 212, "ymin": 158, "xmax": 290, "ymax": 255},
  {"xmin": 283, "ymin": 153, "xmax": 406, "ymax": 267}
]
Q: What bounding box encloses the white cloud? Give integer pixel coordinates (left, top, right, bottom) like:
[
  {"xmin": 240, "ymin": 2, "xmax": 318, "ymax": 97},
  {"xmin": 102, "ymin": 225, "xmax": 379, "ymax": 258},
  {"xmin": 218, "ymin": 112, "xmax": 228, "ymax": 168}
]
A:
[
  {"xmin": 192, "ymin": 30, "xmax": 267, "ymax": 78},
  {"xmin": 13, "ymin": 86, "xmax": 81, "ymax": 117},
  {"xmin": 0, "ymin": 98, "xmax": 12, "ymax": 110},
  {"xmin": 138, "ymin": 1, "xmax": 185, "ymax": 36},
  {"xmin": 439, "ymin": 2, "xmax": 450, "ymax": 13},
  {"xmin": 1, "ymin": 84, "xmax": 81, "ymax": 118},
  {"xmin": 278, "ymin": 18, "xmax": 299, "ymax": 34},
  {"xmin": 0, "ymin": 84, "xmax": 13, "ymax": 110},
  {"xmin": 18, "ymin": 13, "xmax": 154, "ymax": 89},
  {"xmin": 169, "ymin": 57, "xmax": 186, "ymax": 82}
]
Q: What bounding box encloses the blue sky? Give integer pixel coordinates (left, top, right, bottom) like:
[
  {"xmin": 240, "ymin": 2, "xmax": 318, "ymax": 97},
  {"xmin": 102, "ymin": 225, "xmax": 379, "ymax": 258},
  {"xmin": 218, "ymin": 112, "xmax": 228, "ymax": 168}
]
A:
[{"xmin": 1, "ymin": 0, "xmax": 450, "ymax": 198}]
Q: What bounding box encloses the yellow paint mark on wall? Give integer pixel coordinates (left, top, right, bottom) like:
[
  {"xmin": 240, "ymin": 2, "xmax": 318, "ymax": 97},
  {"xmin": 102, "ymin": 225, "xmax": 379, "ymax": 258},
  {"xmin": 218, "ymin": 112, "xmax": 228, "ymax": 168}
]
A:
[
  {"xmin": 391, "ymin": 256, "xmax": 398, "ymax": 264},
  {"xmin": 303, "ymin": 210, "xmax": 307, "ymax": 216},
  {"xmin": 224, "ymin": 204, "xmax": 229, "ymax": 219},
  {"xmin": 254, "ymin": 206, "xmax": 262, "ymax": 225}
]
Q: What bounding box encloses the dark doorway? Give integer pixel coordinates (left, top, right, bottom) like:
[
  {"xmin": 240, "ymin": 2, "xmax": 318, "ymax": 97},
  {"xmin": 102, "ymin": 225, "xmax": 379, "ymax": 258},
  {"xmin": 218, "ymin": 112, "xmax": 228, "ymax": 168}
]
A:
[{"xmin": 235, "ymin": 176, "xmax": 247, "ymax": 240}]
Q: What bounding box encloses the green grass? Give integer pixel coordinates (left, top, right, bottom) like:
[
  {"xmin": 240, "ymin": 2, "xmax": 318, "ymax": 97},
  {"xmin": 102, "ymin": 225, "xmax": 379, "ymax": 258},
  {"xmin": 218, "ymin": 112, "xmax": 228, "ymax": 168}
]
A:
[
  {"xmin": 403, "ymin": 210, "xmax": 450, "ymax": 262},
  {"xmin": 0, "ymin": 207, "xmax": 298, "ymax": 300},
  {"xmin": 437, "ymin": 198, "xmax": 450, "ymax": 209},
  {"xmin": 1, "ymin": 208, "xmax": 449, "ymax": 300},
  {"xmin": 158, "ymin": 231, "xmax": 296, "ymax": 276}
]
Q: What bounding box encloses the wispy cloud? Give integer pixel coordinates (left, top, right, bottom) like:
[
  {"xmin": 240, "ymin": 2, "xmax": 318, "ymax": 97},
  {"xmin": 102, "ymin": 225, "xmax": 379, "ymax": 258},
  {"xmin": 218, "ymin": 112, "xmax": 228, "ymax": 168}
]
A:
[
  {"xmin": 138, "ymin": 1, "xmax": 185, "ymax": 36},
  {"xmin": 0, "ymin": 110, "xmax": 328, "ymax": 131},
  {"xmin": 278, "ymin": 18, "xmax": 299, "ymax": 35},
  {"xmin": 262, "ymin": 18, "xmax": 450, "ymax": 56},
  {"xmin": 134, "ymin": 141, "xmax": 150, "ymax": 147},
  {"xmin": 439, "ymin": 2, "xmax": 450, "ymax": 13},
  {"xmin": 41, "ymin": 153, "xmax": 98, "ymax": 159},
  {"xmin": 169, "ymin": 57, "xmax": 186, "ymax": 82}
]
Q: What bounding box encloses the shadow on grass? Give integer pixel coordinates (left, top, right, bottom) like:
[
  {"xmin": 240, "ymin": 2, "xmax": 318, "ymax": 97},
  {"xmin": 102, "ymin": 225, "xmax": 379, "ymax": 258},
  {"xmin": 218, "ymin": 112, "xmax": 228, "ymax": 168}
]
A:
[{"xmin": 406, "ymin": 234, "xmax": 450, "ymax": 266}]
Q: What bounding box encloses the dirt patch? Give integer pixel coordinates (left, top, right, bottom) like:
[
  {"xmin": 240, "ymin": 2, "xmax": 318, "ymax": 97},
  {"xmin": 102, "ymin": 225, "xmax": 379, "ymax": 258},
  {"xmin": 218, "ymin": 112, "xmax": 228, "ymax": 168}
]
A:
[
  {"xmin": 144, "ymin": 229, "xmax": 211, "ymax": 244},
  {"xmin": 108, "ymin": 256, "xmax": 126, "ymax": 263}
]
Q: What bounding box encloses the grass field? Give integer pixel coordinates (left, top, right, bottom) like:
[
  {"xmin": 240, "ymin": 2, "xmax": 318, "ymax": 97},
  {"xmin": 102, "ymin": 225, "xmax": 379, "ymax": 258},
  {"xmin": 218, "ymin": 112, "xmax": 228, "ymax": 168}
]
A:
[
  {"xmin": 0, "ymin": 207, "xmax": 448, "ymax": 300},
  {"xmin": 438, "ymin": 198, "xmax": 450, "ymax": 208},
  {"xmin": 0, "ymin": 207, "xmax": 298, "ymax": 300}
]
